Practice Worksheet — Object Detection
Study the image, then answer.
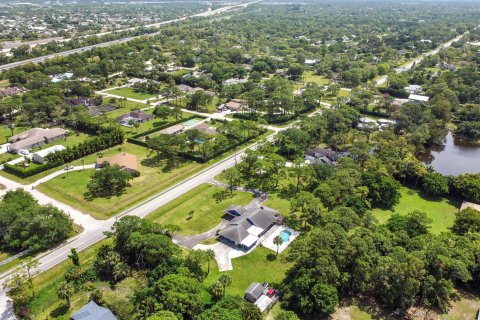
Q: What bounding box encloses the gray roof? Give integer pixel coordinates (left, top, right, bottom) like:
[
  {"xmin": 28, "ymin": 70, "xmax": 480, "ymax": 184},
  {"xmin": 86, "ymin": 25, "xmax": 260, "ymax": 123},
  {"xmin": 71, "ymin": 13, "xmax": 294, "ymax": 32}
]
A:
[
  {"xmin": 245, "ymin": 282, "xmax": 265, "ymax": 302},
  {"xmin": 219, "ymin": 206, "xmax": 281, "ymax": 244},
  {"xmin": 71, "ymin": 301, "xmax": 117, "ymax": 320},
  {"xmin": 225, "ymin": 205, "xmax": 247, "ymax": 216}
]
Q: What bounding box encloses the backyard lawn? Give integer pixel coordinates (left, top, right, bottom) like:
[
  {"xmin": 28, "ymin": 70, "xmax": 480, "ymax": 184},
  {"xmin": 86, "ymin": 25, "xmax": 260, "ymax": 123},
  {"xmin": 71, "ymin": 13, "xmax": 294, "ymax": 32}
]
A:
[
  {"xmin": 205, "ymin": 247, "xmax": 292, "ymax": 297},
  {"xmin": 106, "ymin": 87, "xmax": 159, "ymax": 100},
  {"xmin": 372, "ymin": 186, "xmax": 460, "ymax": 233},
  {"xmin": 146, "ymin": 183, "xmax": 254, "ymax": 235}
]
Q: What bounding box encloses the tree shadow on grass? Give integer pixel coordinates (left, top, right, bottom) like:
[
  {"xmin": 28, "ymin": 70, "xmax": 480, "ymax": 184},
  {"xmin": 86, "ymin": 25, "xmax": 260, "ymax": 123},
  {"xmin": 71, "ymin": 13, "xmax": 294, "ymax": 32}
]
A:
[{"xmin": 50, "ymin": 303, "xmax": 69, "ymax": 318}]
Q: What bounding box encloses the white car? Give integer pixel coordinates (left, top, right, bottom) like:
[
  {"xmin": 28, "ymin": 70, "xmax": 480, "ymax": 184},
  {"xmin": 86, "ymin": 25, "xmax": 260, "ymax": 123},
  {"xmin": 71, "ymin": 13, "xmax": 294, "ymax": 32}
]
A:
[{"xmin": 18, "ymin": 149, "xmax": 30, "ymax": 156}]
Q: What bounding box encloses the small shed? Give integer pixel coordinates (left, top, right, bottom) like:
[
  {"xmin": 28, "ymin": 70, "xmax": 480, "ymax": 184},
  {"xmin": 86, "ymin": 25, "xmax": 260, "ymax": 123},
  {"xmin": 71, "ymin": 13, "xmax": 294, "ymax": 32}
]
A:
[
  {"xmin": 244, "ymin": 282, "xmax": 265, "ymax": 303},
  {"xmin": 32, "ymin": 145, "xmax": 66, "ymax": 164}
]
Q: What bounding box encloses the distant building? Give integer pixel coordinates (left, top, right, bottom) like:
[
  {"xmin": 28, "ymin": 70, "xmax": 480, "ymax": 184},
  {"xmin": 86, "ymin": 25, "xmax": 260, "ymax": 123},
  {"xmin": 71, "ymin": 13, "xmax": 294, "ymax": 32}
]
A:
[
  {"xmin": 8, "ymin": 128, "xmax": 69, "ymax": 154},
  {"xmin": 51, "ymin": 72, "xmax": 74, "ymax": 83},
  {"xmin": 357, "ymin": 117, "xmax": 380, "ymax": 130},
  {"xmin": 408, "ymin": 94, "xmax": 430, "ymax": 102},
  {"xmin": 177, "ymin": 84, "xmax": 194, "ymax": 93},
  {"xmin": 116, "ymin": 111, "xmax": 153, "ymax": 126},
  {"xmin": 223, "ymin": 78, "xmax": 248, "ymax": 86},
  {"xmin": 219, "ymin": 205, "xmax": 283, "ymax": 250},
  {"xmin": 160, "ymin": 124, "xmax": 185, "ymax": 135},
  {"xmin": 440, "ymin": 63, "xmax": 456, "ymax": 71},
  {"xmin": 96, "ymin": 152, "xmax": 138, "ymax": 174},
  {"xmin": 0, "ymin": 86, "xmax": 22, "ymax": 97},
  {"xmin": 190, "ymin": 122, "xmax": 218, "ymax": 135},
  {"xmin": 224, "ymin": 99, "xmax": 246, "ymax": 112},
  {"xmin": 71, "ymin": 301, "xmax": 117, "ymax": 320},
  {"xmin": 65, "ymin": 97, "xmax": 97, "ymax": 107},
  {"xmin": 304, "ymin": 59, "xmax": 318, "ymax": 65},
  {"xmin": 404, "ymin": 84, "xmax": 423, "ymax": 94},
  {"xmin": 304, "ymin": 148, "xmax": 339, "ymax": 165},
  {"xmin": 32, "ymin": 145, "xmax": 66, "ymax": 164}
]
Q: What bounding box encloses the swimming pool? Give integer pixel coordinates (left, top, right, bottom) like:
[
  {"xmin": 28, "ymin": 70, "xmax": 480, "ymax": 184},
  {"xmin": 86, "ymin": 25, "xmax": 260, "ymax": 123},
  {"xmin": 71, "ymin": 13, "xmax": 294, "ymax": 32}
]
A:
[
  {"xmin": 280, "ymin": 229, "xmax": 292, "ymax": 243},
  {"xmin": 183, "ymin": 118, "xmax": 203, "ymax": 127}
]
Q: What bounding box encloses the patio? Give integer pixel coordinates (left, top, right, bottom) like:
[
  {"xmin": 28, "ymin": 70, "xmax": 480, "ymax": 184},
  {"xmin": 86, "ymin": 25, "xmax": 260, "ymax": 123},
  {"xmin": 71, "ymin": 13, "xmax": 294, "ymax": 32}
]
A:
[{"xmin": 261, "ymin": 226, "xmax": 300, "ymax": 254}]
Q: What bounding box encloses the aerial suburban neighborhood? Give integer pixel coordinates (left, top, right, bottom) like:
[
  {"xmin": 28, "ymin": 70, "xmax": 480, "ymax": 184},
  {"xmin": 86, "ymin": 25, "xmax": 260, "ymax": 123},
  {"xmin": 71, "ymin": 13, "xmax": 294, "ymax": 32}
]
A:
[{"xmin": 0, "ymin": 0, "xmax": 479, "ymax": 319}]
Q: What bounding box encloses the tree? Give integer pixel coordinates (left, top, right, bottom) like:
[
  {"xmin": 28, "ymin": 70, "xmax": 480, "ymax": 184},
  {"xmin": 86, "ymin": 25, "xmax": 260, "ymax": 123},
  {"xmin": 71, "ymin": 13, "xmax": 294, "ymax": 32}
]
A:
[
  {"xmin": 86, "ymin": 163, "xmax": 133, "ymax": 198},
  {"xmin": 452, "ymin": 173, "xmax": 480, "ymax": 202},
  {"xmin": 275, "ymin": 310, "xmax": 301, "ymax": 320},
  {"xmin": 154, "ymin": 105, "xmax": 172, "ymax": 120},
  {"xmin": 362, "ymin": 171, "xmax": 401, "ymax": 209},
  {"xmin": 286, "ymin": 63, "xmax": 304, "ymax": 81},
  {"xmin": 422, "ymin": 172, "xmax": 449, "ymax": 196},
  {"xmin": 452, "ymin": 208, "xmax": 480, "ymax": 235},
  {"xmin": 147, "ymin": 311, "xmax": 179, "ymax": 320},
  {"xmin": 57, "ymin": 281, "xmax": 75, "ymax": 308},
  {"xmin": 4, "ymin": 270, "xmax": 34, "ymax": 317},
  {"xmin": 273, "ymin": 235, "xmax": 283, "ymax": 256},
  {"xmin": 68, "ymin": 248, "xmax": 80, "ymax": 267},
  {"xmin": 276, "ymin": 128, "xmax": 310, "ymax": 159},
  {"xmin": 218, "ymin": 274, "xmax": 232, "ymax": 297},
  {"xmin": 311, "ymin": 283, "xmax": 338, "ymax": 314},
  {"xmin": 209, "ymin": 281, "xmax": 224, "ymax": 300},
  {"xmin": 204, "ymin": 249, "xmax": 215, "ymax": 275},
  {"xmin": 386, "ymin": 211, "xmax": 432, "ymax": 238}
]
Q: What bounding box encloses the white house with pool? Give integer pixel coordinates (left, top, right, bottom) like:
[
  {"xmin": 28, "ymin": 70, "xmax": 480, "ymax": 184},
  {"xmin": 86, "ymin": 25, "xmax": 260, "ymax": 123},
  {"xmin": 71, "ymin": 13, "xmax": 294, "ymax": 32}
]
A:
[{"xmin": 262, "ymin": 226, "xmax": 300, "ymax": 254}]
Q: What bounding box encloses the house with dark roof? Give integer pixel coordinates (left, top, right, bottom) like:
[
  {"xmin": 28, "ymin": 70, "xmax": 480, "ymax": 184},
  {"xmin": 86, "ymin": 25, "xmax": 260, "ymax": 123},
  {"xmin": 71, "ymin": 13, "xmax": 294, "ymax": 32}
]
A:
[
  {"xmin": 219, "ymin": 205, "xmax": 282, "ymax": 250},
  {"xmin": 71, "ymin": 301, "xmax": 117, "ymax": 320},
  {"xmin": 65, "ymin": 97, "xmax": 97, "ymax": 107},
  {"xmin": 245, "ymin": 282, "xmax": 266, "ymax": 303},
  {"xmin": 0, "ymin": 86, "xmax": 22, "ymax": 97},
  {"xmin": 305, "ymin": 148, "xmax": 339, "ymax": 165},
  {"xmin": 116, "ymin": 111, "xmax": 153, "ymax": 126}
]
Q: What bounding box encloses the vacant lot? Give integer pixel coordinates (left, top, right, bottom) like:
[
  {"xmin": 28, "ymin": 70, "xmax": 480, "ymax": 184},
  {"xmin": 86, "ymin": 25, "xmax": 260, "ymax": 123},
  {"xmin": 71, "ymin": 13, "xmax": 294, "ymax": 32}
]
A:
[
  {"xmin": 106, "ymin": 87, "xmax": 158, "ymax": 100},
  {"xmin": 146, "ymin": 183, "xmax": 253, "ymax": 235},
  {"xmin": 304, "ymin": 70, "xmax": 331, "ymax": 86},
  {"xmin": 372, "ymin": 187, "xmax": 460, "ymax": 233}
]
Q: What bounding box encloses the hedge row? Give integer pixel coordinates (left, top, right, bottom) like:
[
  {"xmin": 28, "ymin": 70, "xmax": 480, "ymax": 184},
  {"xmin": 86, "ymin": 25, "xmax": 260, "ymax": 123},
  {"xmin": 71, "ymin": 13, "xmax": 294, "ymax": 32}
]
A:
[{"xmin": 4, "ymin": 162, "xmax": 60, "ymax": 178}]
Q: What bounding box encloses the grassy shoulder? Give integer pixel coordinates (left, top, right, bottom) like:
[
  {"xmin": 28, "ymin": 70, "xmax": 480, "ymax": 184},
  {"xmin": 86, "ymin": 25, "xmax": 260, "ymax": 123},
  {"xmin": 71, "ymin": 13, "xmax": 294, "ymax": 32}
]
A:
[
  {"xmin": 146, "ymin": 183, "xmax": 254, "ymax": 235},
  {"xmin": 372, "ymin": 186, "xmax": 460, "ymax": 234},
  {"xmin": 29, "ymin": 239, "xmax": 111, "ymax": 319}
]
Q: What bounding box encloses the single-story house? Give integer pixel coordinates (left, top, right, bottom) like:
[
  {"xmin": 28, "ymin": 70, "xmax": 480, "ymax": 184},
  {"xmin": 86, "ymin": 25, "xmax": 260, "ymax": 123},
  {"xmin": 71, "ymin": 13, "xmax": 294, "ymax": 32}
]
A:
[
  {"xmin": 223, "ymin": 78, "xmax": 248, "ymax": 86},
  {"xmin": 408, "ymin": 94, "xmax": 429, "ymax": 102},
  {"xmin": 191, "ymin": 122, "xmax": 218, "ymax": 135},
  {"xmin": 51, "ymin": 72, "xmax": 74, "ymax": 83},
  {"xmin": 96, "ymin": 152, "xmax": 138, "ymax": 174},
  {"xmin": 0, "ymin": 86, "xmax": 22, "ymax": 97},
  {"xmin": 32, "ymin": 145, "xmax": 66, "ymax": 164},
  {"xmin": 225, "ymin": 99, "xmax": 246, "ymax": 112},
  {"xmin": 160, "ymin": 124, "xmax": 185, "ymax": 135},
  {"xmin": 66, "ymin": 97, "xmax": 96, "ymax": 107},
  {"xmin": 177, "ymin": 84, "xmax": 194, "ymax": 93},
  {"xmin": 127, "ymin": 78, "xmax": 148, "ymax": 86},
  {"xmin": 440, "ymin": 63, "xmax": 456, "ymax": 71},
  {"xmin": 71, "ymin": 301, "xmax": 117, "ymax": 320},
  {"xmin": 244, "ymin": 282, "xmax": 279, "ymax": 312},
  {"xmin": 357, "ymin": 117, "xmax": 380, "ymax": 130},
  {"xmin": 377, "ymin": 118, "xmax": 396, "ymax": 129},
  {"xmin": 404, "ymin": 84, "xmax": 423, "ymax": 94},
  {"xmin": 219, "ymin": 205, "xmax": 282, "ymax": 250},
  {"xmin": 8, "ymin": 128, "xmax": 69, "ymax": 154},
  {"xmin": 304, "ymin": 59, "xmax": 318, "ymax": 65},
  {"xmin": 305, "ymin": 148, "xmax": 339, "ymax": 165},
  {"xmin": 116, "ymin": 111, "xmax": 154, "ymax": 126}
]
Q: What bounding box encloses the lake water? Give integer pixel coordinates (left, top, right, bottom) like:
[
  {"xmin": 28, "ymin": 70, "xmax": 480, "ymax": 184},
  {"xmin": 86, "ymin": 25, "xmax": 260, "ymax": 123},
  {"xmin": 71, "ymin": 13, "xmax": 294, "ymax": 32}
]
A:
[{"xmin": 421, "ymin": 132, "xmax": 480, "ymax": 176}]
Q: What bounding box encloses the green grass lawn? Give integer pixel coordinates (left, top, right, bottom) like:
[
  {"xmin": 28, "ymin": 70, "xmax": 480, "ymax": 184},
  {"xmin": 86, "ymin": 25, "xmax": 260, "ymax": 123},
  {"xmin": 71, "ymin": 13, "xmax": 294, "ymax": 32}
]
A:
[
  {"xmin": 0, "ymin": 124, "xmax": 29, "ymax": 144},
  {"xmin": 205, "ymin": 247, "xmax": 292, "ymax": 297},
  {"xmin": 372, "ymin": 187, "xmax": 460, "ymax": 234},
  {"xmin": 338, "ymin": 88, "xmax": 350, "ymax": 97},
  {"xmin": 304, "ymin": 71, "xmax": 331, "ymax": 86},
  {"xmin": 146, "ymin": 183, "xmax": 254, "ymax": 235},
  {"xmin": 37, "ymin": 143, "xmax": 205, "ymax": 219},
  {"xmin": 106, "ymin": 87, "xmax": 158, "ymax": 100}
]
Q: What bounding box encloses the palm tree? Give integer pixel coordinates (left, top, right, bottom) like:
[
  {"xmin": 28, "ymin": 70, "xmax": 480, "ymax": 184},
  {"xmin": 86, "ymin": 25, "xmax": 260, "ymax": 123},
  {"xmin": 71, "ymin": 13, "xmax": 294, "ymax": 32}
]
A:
[
  {"xmin": 205, "ymin": 249, "xmax": 216, "ymax": 275},
  {"xmin": 273, "ymin": 235, "xmax": 283, "ymax": 256},
  {"xmin": 218, "ymin": 274, "xmax": 232, "ymax": 297},
  {"xmin": 57, "ymin": 281, "xmax": 75, "ymax": 308},
  {"xmin": 209, "ymin": 281, "xmax": 223, "ymax": 300}
]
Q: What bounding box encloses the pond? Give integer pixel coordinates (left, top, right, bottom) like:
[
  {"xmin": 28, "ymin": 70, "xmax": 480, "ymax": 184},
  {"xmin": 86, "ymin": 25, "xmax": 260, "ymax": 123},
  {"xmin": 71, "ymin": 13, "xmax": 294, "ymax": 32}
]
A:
[{"xmin": 420, "ymin": 132, "xmax": 480, "ymax": 176}]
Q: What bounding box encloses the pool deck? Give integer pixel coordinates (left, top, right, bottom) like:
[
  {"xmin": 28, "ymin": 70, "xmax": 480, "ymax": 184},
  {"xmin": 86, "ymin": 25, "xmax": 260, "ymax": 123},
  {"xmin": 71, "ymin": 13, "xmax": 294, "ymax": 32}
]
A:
[{"xmin": 261, "ymin": 226, "xmax": 300, "ymax": 254}]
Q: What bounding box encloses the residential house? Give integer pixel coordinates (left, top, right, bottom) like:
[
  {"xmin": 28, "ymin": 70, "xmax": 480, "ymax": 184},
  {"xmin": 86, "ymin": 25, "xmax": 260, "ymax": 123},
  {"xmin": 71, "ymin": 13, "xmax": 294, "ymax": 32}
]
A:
[
  {"xmin": 404, "ymin": 84, "xmax": 423, "ymax": 94},
  {"xmin": 51, "ymin": 72, "xmax": 74, "ymax": 83},
  {"xmin": 223, "ymin": 78, "xmax": 248, "ymax": 86},
  {"xmin": 116, "ymin": 111, "xmax": 154, "ymax": 126},
  {"xmin": 357, "ymin": 117, "xmax": 380, "ymax": 130},
  {"xmin": 304, "ymin": 148, "xmax": 339, "ymax": 165},
  {"xmin": 219, "ymin": 205, "xmax": 282, "ymax": 250},
  {"xmin": 304, "ymin": 59, "xmax": 318, "ymax": 65},
  {"xmin": 0, "ymin": 86, "xmax": 22, "ymax": 97},
  {"xmin": 177, "ymin": 84, "xmax": 194, "ymax": 93},
  {"xmin": 408, "ymin": 94, "xmax": 430, "ymax": 102},
  {"xmin": 160, "ymin": 124, "xmax": 185, "ymax": 135},
  {"xmin": 8, "ymin": 128, "xmax": 68, "ymax": 154},
  {"xmin": 224, "ymin": 99, "xmax": 246, "ymax": 112},
  {"xmin": 32, "ymin": 145, "xmax": 66, "ymax": 164},
  {"xmin": 440, "ymin": 63, "xmax": 456, "ymax": 71},
  {"xmin": 96, "ymin": 152, "xmax": 138, "ymax": 174},
  {"xmin": 65, "ymin": 97, "xmax": 96, "ymax": 107},
  {"xmin": 71, "ymin": 301, "xmax": 117, "ymax": 320},
  {"xmin": 244, "ymin": 282, "xmax": 279, "ymax": 312},
  {"xmin": 191, "ymin": 122, "xmax": 218, "ymax": 135}
]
